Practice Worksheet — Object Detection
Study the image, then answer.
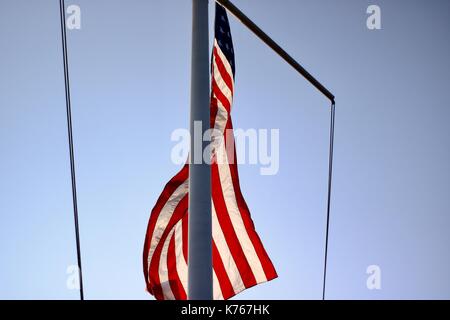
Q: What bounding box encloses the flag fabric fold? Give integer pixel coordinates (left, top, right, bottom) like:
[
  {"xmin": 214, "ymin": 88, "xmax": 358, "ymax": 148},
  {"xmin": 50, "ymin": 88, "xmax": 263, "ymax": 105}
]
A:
[{"xmin": 143, "ymin": 4, "xmax": 277, "ymax": 300}]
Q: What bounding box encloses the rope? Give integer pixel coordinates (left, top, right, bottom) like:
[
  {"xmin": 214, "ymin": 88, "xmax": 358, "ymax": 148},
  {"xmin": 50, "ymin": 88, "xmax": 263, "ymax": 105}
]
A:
[
  {"xmin": 59, "ymin": 0, "xmax": 84, "ymax": 300},
  {"xmin": 322, "ymin": 101, "xmax": 335, "ymax": 300}
]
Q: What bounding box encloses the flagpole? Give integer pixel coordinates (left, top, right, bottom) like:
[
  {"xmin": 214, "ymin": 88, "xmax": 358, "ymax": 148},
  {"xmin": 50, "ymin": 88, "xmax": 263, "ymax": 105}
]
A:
[
  {"xmin": 188, "ymin": 0, "xmax": 213, "ymax": 300},
  {"xmin": 59, "ymin": 0, "xmax": 84, "ymax": 300}
]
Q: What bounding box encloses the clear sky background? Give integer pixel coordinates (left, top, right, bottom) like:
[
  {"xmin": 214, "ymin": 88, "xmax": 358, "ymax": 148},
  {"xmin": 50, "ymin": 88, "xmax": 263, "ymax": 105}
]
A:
[{"xmin": 1, "ymin": 0, "xmax": 449, "ymax": 299}]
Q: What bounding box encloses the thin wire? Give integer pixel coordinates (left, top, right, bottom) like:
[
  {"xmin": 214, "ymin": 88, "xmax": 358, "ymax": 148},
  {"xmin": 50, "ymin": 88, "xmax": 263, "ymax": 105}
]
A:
[
  {"xmin": 59, "ymin": 0, "xmax": 84, "ymax": 300},
  {"xmin": 322, "ymin": 101, "xmax": 335, "ymax": 300}
]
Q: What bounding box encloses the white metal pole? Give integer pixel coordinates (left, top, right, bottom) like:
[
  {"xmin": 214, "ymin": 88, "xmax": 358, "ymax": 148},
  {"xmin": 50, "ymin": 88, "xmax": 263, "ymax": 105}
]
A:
[{"xmin": 188, "ymin": 0, "xmax": 212, "ymax": 300}]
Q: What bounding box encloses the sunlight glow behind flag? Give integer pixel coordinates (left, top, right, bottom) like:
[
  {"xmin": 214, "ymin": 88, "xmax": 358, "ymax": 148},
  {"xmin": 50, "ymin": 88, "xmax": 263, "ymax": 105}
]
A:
[{"xmin": 143, "ymin": 4, "xmax": 277, "ymax": 300}]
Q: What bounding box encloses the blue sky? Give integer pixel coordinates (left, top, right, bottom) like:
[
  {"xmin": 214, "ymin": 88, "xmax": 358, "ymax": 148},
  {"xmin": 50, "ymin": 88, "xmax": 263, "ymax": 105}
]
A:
[{"xmin": 1, "ymin": 0, "xmax": 449, "ymax": 299}]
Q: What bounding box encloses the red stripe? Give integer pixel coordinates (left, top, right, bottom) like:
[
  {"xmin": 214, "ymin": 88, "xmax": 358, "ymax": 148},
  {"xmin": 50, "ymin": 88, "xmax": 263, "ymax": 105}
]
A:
[
  {"xmin": 212, "ymin": 162, "xmax": 257, "ymax": 288},
  {"xmin": 210, "ymin": 96, "xmax": 219, "ymax": 129},
  {"xmin": 212, "ymin": 240, "xmax": 235, "ymax": 299},
  {"xmin": 167, "ymin": 231, "xmax": 187, "ymax": 299},
  {"xmin": 182, "ymin": 214, "xmax": 188, "ymax": 264}
]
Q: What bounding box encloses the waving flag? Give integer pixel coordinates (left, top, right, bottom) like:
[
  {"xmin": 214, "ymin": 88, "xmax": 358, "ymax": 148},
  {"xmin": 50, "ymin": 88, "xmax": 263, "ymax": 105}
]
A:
[{"xmin": 143, "ymin": 4, "xmax": 277, "ymax": 300}]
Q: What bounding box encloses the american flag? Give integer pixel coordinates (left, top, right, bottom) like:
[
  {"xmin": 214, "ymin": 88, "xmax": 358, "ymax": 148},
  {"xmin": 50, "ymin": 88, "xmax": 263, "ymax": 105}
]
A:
[{"xmin": 143, "ymin": 4, "xmax": 277, "ymax": 300}]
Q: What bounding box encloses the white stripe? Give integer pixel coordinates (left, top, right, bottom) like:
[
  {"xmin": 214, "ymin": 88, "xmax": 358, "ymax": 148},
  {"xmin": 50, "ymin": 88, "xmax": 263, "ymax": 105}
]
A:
[
  {"xmin": 159, "ymin": 228, "xmax": 176, "ymax": 300},
  {"xmin": 147, "ymin": 180, "xmax": 188, "ymax": 278},
  {"xmin": 212, "ymin": 97, "xmax": 229, "ymax": 134},
  {"xmin": 174, "ymin": 220, "xmax": 188, "ymax": 295},
  {"xmin": 212, "ymin": 203, "xmax": 245, "ymax": 293},
  {"xmin": 213, "ymin": 270, "xmax": 224, "ymax": 300}
]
